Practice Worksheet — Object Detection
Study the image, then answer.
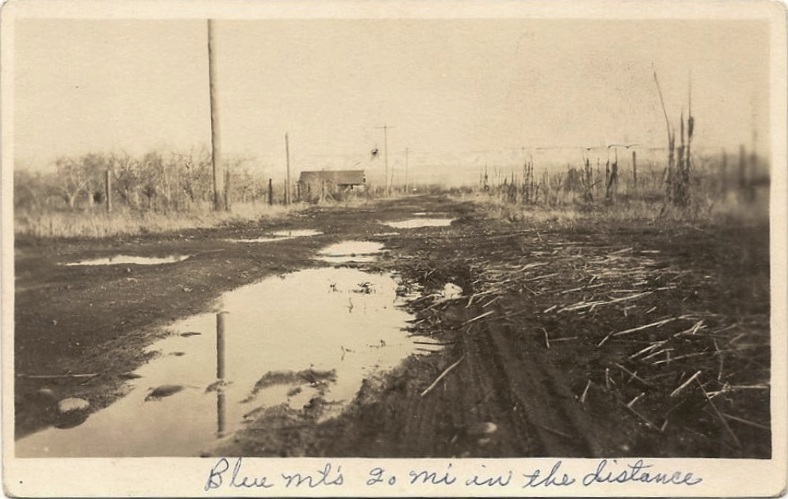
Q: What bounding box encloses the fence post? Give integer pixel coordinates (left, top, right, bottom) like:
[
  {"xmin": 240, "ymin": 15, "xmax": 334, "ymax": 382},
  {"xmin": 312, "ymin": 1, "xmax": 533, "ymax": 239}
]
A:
[
  {"xmin": 104, "ymin": 170, "xmax": 112, "ymax": 214},
  {"xmin": 268, "ymin": 178, "xmax": 273, "ymax": 206}
]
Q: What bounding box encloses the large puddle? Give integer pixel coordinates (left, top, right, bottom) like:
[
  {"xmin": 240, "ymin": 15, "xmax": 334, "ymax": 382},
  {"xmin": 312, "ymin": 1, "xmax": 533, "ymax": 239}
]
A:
[
  {"xmin": 385, "ymin": 218, "xmax": 454, "ymax": 229},
  {"xmin": 17, "ymin": 265, "xmax": 435, "ymax": 457},
  {"xmin": 316, "ymin": 241, "xmax": 386, "ymax": 264},
  {"xmin": 64, "ymin": 255, "xmax": 190, "ymax": 266},
  {"xmin": 227, "ymin": 229, "xmax": 322, "ymax": 243}
]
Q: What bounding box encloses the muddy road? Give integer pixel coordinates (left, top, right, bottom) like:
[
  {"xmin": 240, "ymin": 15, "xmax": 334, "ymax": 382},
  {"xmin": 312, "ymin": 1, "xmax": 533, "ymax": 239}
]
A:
[{"xmin": 13, "ymin": 195, "xmax": 770, "ymax": 458}]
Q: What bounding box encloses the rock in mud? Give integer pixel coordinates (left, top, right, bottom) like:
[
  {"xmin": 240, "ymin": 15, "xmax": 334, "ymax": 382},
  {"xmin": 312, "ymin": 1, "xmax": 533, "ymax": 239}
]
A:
[
  {"xmin": 57, "ymin": 397, "xmax": 90, "ymax": 414},
  {"xmin": 145, "ymin": 384, "xmax": 185, "ymax": 401},
  {"xmin": 466, "ymin": 421, "xmax": 497, "ymax": 437},
  {"xmin": 54, "ymin": 398, "xmax": 91, "ymax": 429},
  {"xmin": 34, "ymin": 388, "xmax": 57, "ymax": 404},
  {"xmin": 118, "ymin": 372, "xmax": 142, "ymax": 380}
]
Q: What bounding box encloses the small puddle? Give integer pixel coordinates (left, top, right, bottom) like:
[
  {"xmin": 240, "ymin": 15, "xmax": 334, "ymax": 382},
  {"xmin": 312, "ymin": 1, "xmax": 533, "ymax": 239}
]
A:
[
  {"xmin": 228, "ymin": 229, "xmax": 322, "ymax": 243},
  {"xmin": 385, "ymin": 218, "xmax": 455, "ymax": 229},
  {"xmin": 442, "ymin": 283, "xmax": 463, "ymax": 299},
  {"xmin": 64, "ymin": 255, "xmax": 190, "ymax": 266},
  {"xmin": 16, "ymin": 267, "xmax": 436, "ymax": 457},
  {"xmin": 316, "ymin": 241, "xmax": 385, "ymax": 264}
]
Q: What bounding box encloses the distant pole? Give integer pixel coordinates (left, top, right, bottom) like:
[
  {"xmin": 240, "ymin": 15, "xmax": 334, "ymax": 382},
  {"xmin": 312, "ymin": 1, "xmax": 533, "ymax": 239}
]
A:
[
  {"xmin": 207, "ymin": 20, "xmax": 224, "ymax": 212},
  {"xmin": 104, "ymin": 170, "xmax": 112, "ymax": 214},
  {"xmin": 285, "ymin": 133, "xmax": 291, "ymax": 205},
  {"xmin": 375, "ymin": 125, "xmax": 394, "ymax": 196},
  {"xmin": 404, "ymin": 147, "xmax": 409, "ymax": 193},
  {"xmin": 268, "ymin": 178, "xmax": 273, "ymax": 205},
  {"xmin": 383, "ymin": 126, "xmax": 389, "ymax": 196},
  {"xmin": 632, "ymin": 150, "xmax": 637, "ymax": 189}
]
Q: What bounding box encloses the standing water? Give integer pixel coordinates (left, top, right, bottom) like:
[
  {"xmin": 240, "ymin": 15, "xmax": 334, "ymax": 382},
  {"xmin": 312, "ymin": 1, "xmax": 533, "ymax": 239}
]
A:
[
  {"xmin": 385, "ymin": 219, "xmax": 454, "ymax": 229},
  {"xmin": 64, "ymin": 255, "xmax": 190, "ymax": 266},
  {"xmin": 17, "ymin": 264, "xmax": 434, "ymax": 457},
  {"xmin": 227, "ymin": 229, "xmax": 322, "ymax": 243}
]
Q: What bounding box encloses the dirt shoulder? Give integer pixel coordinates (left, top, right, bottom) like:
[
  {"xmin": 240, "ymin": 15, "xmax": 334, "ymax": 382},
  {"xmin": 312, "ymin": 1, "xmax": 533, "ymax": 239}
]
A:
[{"xmin": 13, "ymin": 195, "xmax": 771, "ymax": 458}]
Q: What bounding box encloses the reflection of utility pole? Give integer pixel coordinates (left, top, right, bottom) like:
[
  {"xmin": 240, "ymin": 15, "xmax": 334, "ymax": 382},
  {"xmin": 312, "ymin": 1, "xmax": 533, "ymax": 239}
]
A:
[
  {"xmin": 207, "ymin": 19, "xmax": 224, "ymax": 211},
  {"xmin": 375, "ymin": 125, "xmax": 394, "ymax": 196},
  {"xmin": 404, "ymin": 147, "xmax": 409, "ymax": 193},
  {"xmin": 285, "ymin": 133, "xmax": 291, "ymax": 205}
]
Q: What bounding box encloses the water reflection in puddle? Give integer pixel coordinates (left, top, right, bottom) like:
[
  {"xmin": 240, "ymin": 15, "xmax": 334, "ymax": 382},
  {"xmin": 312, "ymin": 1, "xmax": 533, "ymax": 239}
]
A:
[
  {"xmin": 65, "ymin": 255, "xmax": 190, "ymax": 266},
  {"xmin": 228, "ymin": 229, "xmax": 322, "ymax": 243},
  {"xmin": 385, "ymin": 218, "xmax": 454, "ymax": 229},
  {"xmin": 16, "ymin": 267, "xmax": 435, "ymax": 457},
  {"xmin": 316, "ymin": 241, "xmax": 385, "ymax": 264}
]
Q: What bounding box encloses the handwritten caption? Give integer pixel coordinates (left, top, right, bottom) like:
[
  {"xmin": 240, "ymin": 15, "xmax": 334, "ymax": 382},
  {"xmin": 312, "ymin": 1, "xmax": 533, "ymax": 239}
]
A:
[{"xmin": 204, "ymin": 457, "xmax": 702, "ymax": 491}]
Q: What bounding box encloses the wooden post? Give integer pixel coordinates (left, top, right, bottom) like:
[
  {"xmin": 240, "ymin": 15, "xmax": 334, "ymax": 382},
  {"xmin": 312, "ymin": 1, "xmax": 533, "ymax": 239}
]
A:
[
  {"xmin": 268, "ymin": 178, "xmax": 273, "ymax": 206},
  {"xmin": 631, "ymin": 150, "xmax": 637, "ymax": 190},
  {"xmin": 404, "ymin": 147, "xmax": 409, "ymax": 194},
  {"xmin": 104, "ymin": 170, "xmax": 112, "ymax": 214},
  {"xmin": 285, "ymin": 133, "xmax": 291, "ymax": 205},
  {"xmin": 216, "ymin": 312, "xmax": 228, "ymax": 380},
  {"xmin": 383, "ymin": 126, "xmax": 389, "ymax": 196},
  {"xmin": 224, "ymin": 168, "xmax": 230, "ymax": 211},
  {"xmin": 207, "ymin": 20, "xmax": 224, "ymax": 212}
]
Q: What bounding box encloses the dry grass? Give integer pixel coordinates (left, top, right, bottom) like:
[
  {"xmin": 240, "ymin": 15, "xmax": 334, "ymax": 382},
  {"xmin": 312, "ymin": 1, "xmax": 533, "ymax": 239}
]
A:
[
  {"xmin": 14, "ymin": 202, "xmax": 309, "ymax": 239},
  {"xmin": 458, "ymin": 187, "xmax": 768, "ymax": 230}
]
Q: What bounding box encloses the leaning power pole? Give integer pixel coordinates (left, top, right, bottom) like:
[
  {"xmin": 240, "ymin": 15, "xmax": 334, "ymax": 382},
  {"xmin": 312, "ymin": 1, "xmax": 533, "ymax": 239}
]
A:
[{"xmin": 207, "ymin": 19, "xmax": 224, "ymax": 211}]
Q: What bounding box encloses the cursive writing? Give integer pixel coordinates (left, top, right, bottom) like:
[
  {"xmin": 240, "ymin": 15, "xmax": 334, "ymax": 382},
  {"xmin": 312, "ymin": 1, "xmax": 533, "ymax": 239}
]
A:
[
  {"xmin": 204, "ymin": 457, "xmax": 274, "ymax": 491},
  {"xmin": 582, "ymin": 459, "xmax": 703, "ymax": 486}
]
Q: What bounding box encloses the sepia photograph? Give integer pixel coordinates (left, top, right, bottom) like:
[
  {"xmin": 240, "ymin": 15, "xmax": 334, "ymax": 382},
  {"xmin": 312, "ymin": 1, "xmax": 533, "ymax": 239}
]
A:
[{"xmin": 2, "ymin": 0, "xmax": 786, "ymax": 496}]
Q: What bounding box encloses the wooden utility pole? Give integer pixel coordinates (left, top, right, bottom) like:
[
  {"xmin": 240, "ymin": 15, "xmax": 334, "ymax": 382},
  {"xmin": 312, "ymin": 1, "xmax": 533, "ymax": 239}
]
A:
[
  {"xmin": 207, "ymin": 20, "xmax": 224, "ymax": 211},
  {"xmin": 224, "ymin": 168, "xmax": 231, "ymax": 211},
  {"xmin": 285, "ymin": 133, "xmax": 291, "ymax": 205},
  {"xmin": 404, "ymin": 147, "xmax": 409, "ymax": 194},
  {"xmin": 375, "ymin": 125, "xmax": 394, "ymax": 196}
]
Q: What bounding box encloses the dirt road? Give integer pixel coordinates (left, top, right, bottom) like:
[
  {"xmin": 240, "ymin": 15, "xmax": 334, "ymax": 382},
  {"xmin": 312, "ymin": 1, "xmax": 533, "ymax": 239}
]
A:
[{"xmin": 13, "ymin": 195, "xmax": 770, "ymax": 458}]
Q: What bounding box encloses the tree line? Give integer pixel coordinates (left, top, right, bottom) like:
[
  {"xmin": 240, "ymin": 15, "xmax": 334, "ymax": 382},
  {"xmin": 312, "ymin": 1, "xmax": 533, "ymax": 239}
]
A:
[{"xmin": 15, "ymin": 149, "xmax": 272, "ymax": 213}]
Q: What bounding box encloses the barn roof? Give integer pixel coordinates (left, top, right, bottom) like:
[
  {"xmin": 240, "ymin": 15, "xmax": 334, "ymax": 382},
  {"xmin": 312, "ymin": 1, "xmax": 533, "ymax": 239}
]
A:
[{"xmin": 298, "ymin": 170, "xmax": 366, "ymax": 185}]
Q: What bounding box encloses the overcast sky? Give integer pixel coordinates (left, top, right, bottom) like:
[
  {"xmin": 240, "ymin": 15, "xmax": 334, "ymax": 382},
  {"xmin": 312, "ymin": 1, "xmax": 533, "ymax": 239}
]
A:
[{"xmin": 13, "ymin": 18, "xmax": 769, "ymax": 182}]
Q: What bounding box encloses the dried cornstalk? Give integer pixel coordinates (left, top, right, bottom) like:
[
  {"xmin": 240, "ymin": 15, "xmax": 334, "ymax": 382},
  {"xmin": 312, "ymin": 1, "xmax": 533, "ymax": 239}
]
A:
[
  {"xmin": 420, "ymin": 354, "xmax": 466, "ymax": 397},
  {"xmin": 613, "ymin": 317, "xmax": 676, "ymax": 337},
  {"xmin": 580, "ymin": 380, "xmax": 592, "ymax": 404},
  {"xmin": 670, "ymin": 370, "xmax": 702, "ymax": 398}
]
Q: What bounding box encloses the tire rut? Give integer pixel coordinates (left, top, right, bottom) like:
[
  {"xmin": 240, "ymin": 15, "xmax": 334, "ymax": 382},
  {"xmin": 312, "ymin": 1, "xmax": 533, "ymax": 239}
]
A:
[{"xmin": 475, "ymin": 306, "xmax": 600, "ymax": 457}]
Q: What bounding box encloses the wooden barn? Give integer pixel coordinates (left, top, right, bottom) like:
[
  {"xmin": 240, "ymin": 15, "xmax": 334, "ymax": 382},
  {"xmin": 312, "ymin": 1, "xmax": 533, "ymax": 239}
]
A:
[{"xmin": 298, "ymin": 170, "xmax": 366, "ymax": 201}]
